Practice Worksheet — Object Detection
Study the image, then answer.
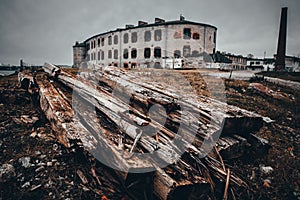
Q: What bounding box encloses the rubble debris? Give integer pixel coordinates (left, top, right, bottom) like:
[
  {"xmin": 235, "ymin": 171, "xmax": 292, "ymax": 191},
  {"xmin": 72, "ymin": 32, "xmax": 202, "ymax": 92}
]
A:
[
  {"xmin": 263, "ymin": 179, "xmax": 272, "ymax": 188},
  {"xmin": 19, "ymin": 157, "xmax": 31, "ymax": 168},
  {"xmin": 0, "ymin": 164, "xmax": 15, "ymax": 182},
  {"xmin": 38, "ymin": 63, "xmax": 275, "ymax": 199},
  {"xmin": 20, "ymin": 115, "xmax": 39, "ymax": 124},
  {"xmin": 1, "ymin": 67, "xmax": 298, "ymax": 199},
  {"xmin": 248, "ymin": 82, "xmax": 294, "ymax": 101},
  {"xmin": 260, "ymin": 165, "xmax": 274, "ymax": 174}
]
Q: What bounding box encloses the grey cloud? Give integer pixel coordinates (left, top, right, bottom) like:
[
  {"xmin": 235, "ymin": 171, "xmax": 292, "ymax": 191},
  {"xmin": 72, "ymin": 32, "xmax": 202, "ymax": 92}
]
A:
[{"xmin": 0, "ymin": 0, "xmax": 299, "ymax": 65}]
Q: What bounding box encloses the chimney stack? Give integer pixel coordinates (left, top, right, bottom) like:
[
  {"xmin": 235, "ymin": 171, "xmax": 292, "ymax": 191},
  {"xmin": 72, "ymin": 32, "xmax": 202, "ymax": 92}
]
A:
[
  {"xmin": 155, "ymin": 17, "xmax": 165, "ymax": 23},
  {"xmin": 138, "ymin": 21, "xmax": 148, "ymax": 26},
  {"xmin": 275, "ymin": 7, "xmax": 288, "ymax": 71}
]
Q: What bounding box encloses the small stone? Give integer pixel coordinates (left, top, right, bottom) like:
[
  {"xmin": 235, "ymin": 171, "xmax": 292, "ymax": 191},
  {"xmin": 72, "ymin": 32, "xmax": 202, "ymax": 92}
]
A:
[
  {"xmin": 21, "ymin": 181, "xmax": 30, "ymax": 188},
  {"xmin": 263, "ymin": 179, "xmax": 271, "ymax": 188},
  {"xmin": 260, "ymin": 165, "xmax": 273, "ymax": 174},
  {"xmin": 30, "ymin": 132, "xmax": 37, "ymax": 138},
  {"xmin": 52, "ymin": 144, "xmax": 59, "ymax": 151},
  {"xmin": 0, "ymin": 164, "xmax": 15, "ymax": 181},
  {"xmin": 19, "ymin": 157, "xmax": 31, "ymax": 168},
  {"xmin": 35, "ymin": 166, "xmax": 45, "ymax": 173}
]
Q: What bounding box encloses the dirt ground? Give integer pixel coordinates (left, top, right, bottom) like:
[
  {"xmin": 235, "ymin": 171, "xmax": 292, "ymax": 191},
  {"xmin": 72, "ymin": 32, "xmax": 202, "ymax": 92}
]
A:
[{"xmin": 0, "ymin": 70, "xmax": 299, "ymax": 199}]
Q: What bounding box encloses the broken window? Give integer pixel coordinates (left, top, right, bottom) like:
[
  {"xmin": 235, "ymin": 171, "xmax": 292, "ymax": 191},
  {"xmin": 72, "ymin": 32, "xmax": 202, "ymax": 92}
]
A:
[
  {"xmin": 183, "ymin": 45, "xmax": 191, "ymax": 57},
  {"xmin": 174, "ymin": 50, "xmax": 181, "ymax": 58},
  {"xmin": 131, "ymin": 48, "xmax": 137, "ymax": 59},
  {"xmin": 114, "ymin": 49, "xmax": 118, "ymax": 59},
  {"xmin": 123, "ymin": 49, "xmax": 129, "ymax": 59},
  {"xmin": 192, "ymin": 33, "xmax": 200, "ymax": 40},
  {"xmin": 145, "ymin": 31, "xmax": 151, "ymax": 42},
  {"xmin": 101, "ymin": 38, "xmax": 105, "ymax": 46},
  {"xmin": 101, "ymin": 51, "xmax": 104, "ymax": 60},
  {"xmin": 132, "ymin": 32, "xmax": 137, "ymax": 43},
  {"xmin": 108, "ymin": 50, "xmax": 112, "ymax": 59},
  {"xmin": 98, "ymin": 38, "xmax": 101, "ymax": 46},
  {"xmin": 123, "ymin": 33, "xmax": 129, "ymax": 44},
  {"xmin": 154, "ymin": 30, "xmax": 162, "ymax": 41},
  {"xmin": 114, "ymin": 35, "xmax": 118, "ymax": 45},
  {"xmin": 192, "ymin": 50, "xmax": 200, "ymax": 57},
  {"xmin": 98, "ymin": 51, "xmax": 101, "ymax": 60},
  {"xmin": 144, "ymin": 48, "xmax": 151, "ymax": 58},
  {"xmin": 183, "ymin": 28, "xmax": 191, "ymax": 39},
  {"xmin": 94, "ymin": 40, "xmax": 96, "ymax": 48},
  {"xmin": 154, "ymin": 47, "xmax": 161, "ymax": 58},
  {"xmin": 108, "ymin": 36, "xmax": 112, "ymax": 45}
]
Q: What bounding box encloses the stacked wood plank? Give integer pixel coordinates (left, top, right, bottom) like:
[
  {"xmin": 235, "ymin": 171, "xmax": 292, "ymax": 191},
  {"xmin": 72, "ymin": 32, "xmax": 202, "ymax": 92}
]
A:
[{"xmin": 27, "ymin": 64, "xmax": 271, "ymax": 199}]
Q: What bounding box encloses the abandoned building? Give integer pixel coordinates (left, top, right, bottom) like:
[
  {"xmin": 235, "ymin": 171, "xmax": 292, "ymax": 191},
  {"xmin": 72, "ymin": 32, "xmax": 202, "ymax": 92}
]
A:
[{"xmin": 73, "ymin": 16, "xmax": 217, "ymax": 68}]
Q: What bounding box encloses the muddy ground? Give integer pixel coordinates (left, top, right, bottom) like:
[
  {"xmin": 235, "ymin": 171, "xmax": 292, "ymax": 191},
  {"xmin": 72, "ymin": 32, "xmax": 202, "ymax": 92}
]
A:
[{"xmin": 0, "ymin": 70, "xmax": 299, "ymax": 199}]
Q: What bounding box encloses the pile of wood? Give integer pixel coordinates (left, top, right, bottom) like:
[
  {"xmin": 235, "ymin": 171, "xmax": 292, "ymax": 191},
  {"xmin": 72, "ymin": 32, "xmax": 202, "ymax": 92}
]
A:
[{"xmin": 19, "ymin": 64, "xmax": 271, "ymax": 199}]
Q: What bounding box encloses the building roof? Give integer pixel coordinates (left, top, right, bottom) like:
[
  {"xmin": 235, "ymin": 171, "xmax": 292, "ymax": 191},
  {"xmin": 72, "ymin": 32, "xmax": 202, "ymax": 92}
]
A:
[
  {"xmin": 212, "ymin": 52, "xmax": 232, "ymax": 63},
  {"xmin": 73, "ymin": 41, "xmax": 86, "ymax": 48},
  {"xmin": 83, "ymin": 19, "xmax": 217, "ymax": 43}
]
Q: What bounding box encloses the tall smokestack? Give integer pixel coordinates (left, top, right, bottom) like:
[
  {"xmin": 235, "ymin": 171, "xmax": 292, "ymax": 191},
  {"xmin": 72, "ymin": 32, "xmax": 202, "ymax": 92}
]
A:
[{"xmin": 275, "ymin": 7, "xmax": 288, "ymax": 71}]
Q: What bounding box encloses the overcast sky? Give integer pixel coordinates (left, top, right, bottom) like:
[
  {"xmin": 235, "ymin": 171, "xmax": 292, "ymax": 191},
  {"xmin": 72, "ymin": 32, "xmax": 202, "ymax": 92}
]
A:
[{"xmin": 0, "ymin": 0, "xmax": 299, "ymax": 65}]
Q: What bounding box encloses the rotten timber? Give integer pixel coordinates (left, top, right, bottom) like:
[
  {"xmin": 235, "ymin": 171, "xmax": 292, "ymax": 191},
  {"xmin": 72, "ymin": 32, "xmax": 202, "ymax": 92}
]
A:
[{"xmin": 39, "ymin": 64, "xmax": 271, "ymax": 199}]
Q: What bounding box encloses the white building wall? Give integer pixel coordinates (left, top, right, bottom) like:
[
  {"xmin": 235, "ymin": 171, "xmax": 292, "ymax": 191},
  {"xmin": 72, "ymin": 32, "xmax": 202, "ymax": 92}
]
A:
[{"xmin": 84, "ymin": 22, "xmax": 217, "ymax": 68}]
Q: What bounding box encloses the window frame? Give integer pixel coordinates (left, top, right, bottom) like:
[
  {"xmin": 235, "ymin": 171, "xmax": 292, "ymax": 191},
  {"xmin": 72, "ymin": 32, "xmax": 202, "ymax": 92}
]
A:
[
  {"xmin": 114, "ymin": 35, "xmax": 118, "ymax": 45},
  {"xmin": 144, "ymin": 30, "xmax": 151, "ymax": 42},
  {"xmin": 183, "ymin": 28, "xmax": 191, "ymax": 39},
  {"xmin": 131, "ymin": 32, "xmax": 137, "ymax": 43},
  {"xmin": 154, "ymin": 47, "xmax": 161, "ymax": 58},
  {"xmin": 123, "ymin": 33, "xmax": 129, "ymax": 44},
  {"xmin": 144, "ymin": 48, "xmax": 151, "ymax": 59},
  {"xmin": 154, "ymin": 29, "xmax": 162, "ymax": 41},
  {"xmin": 131, "ymin": 48, "xmax": 137, "ymax": 59},
  {"xmin": 114, "ymin": 49, "xmax": 118, "ymax": 59}
]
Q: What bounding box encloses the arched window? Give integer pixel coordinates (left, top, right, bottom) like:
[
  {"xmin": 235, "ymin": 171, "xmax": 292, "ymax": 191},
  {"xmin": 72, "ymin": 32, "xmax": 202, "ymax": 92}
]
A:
[
  {"xmin": 154, "ymin": 47, "xmax": 161, "ymax": 58},
  {"xmin": 131, "ymin": 48, "xmax": 137, "ymax": 59},
  {"xmin": 174, "ymin": 50, "xmax": 181, "ymax": 58},
  {"xmin": 108, "ymin": 36, "xmax": 112, "ymax": 45},
  {"xmin": 108, "ymin": 50, "xmax": 112, "ymax": 59},
  {"xmin": 154, "ymin": 30, "xmax": 162, "ymax": 41},
  {"xmin": 192, "ymin": 50, "xmax": 200, "ymax": 57},
  {"xmin": 132, "ymin": 32, "xmax": 137, "ymax": 43},
  {"xmin": 144, "ymin": 31, "xmax": 151, "ymax": 42},
  {"xmin": 144, "ymin": 48, "xmax": 151, "ymax": 58},
  {"xmin": 183, "ymin": 45, "xmax": 191, "ymax": 57},
  {"xmin": 192, "ymin": 33, "xmax": 200, "ymax": 40},
  {"xmin": 183, "ymin": 28, "xmax": 191, "ymax": 39},
  {"xmin": 123, "ymin": 33, "xmax": 129, "ymax": 44},
  {"xmin": 114, "ymin": 35, "xmax": 118, "ymax": 45},
  {"xmin": 174, "ymin": 31, "xmax": 181, "ymax": 39},
  {"xmin": 114, "ymin": 49, "xmax": 118, "ymax": 59},
  {"xmin": 123, "ymin": 49, "xmax": 128, "ymax": 59},
  {"xmin": 101, "ymin": 51, "xmax": 104, "ymax": 60}
]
